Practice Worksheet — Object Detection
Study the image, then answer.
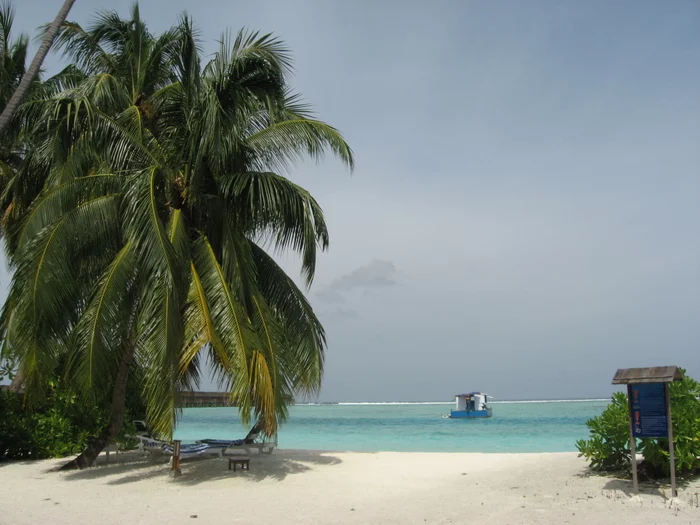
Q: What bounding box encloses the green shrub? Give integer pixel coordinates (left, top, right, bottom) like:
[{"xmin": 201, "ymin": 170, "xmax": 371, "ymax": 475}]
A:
[
  {"xmin": 0, "ymin": 390, "xmax": 34, "ymax": 459},
  {"xmin": 0, "ymin": 373, "xmax": 146, "ymax": 461},
  {"xmin": 33, "ymin": 381, "xmax": 108, "ymax": 457},
  {"xmin": 577, "ymin": 369, "xmax": 700, "ymax": 478},
  {"xmin": 638, "ymin": 374, "xmax": 700, "ymax": 477},
  {"xmin": 0, "ymin": 380, "xmax": 105, "ymax": 460},
  {"xmin": 576, "ymin": 391, "xmax": 630, "ymax": 471}
]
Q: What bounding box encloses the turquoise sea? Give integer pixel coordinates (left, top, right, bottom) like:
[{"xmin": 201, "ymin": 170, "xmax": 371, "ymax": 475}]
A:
[{"xmin": 173, "ymin": 399, "xmax": 609, "ymax": 453}]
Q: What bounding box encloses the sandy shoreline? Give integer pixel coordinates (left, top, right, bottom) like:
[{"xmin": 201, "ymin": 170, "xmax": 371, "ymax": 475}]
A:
[{"xmin": 1, "ymin": 450, "xmax": 698, "ymax": 525}]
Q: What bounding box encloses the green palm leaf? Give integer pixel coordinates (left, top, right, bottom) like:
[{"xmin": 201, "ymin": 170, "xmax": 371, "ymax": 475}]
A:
[
  {"xmin": 7, "ymin": 193, "xmax": 121, "ymax": 403},
  {"xmin": 15, "ymin": 173, "xmax": 122, "ymax": 248},
  {"xmin": 70, "ymin": 241, "xmax": 136, "ymax": 395},
  {"xmin": 246, "ymin": 118, "xmax": 354, "ymax": 173},
  {"xmin": 221, "ymin": 171, "xmax": 328, "ymax": 285},
  {"xmin": 191, "ymin": 236, "xmax": 267, "ymax": 427}
]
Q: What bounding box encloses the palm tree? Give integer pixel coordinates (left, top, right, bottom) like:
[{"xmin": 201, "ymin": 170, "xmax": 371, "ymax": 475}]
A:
[
  {"xmin": 2, "ymin": 5, "xmax": 352, "ymax": 468},
  {"xmin": 0, "ymin": 2, "xmax": 30, "ymax": 392},
  {"xmin": 0, "ymin": 2, "xmax": 28, "ymax": 123},
  {"xmin": 0, "ymin": 0, "xmax": 76, "ymax": 137},
  {"xmin": 0, "ymin": 2, "xmax": 85, "ymax": 392},
  {"xmin": 0, "ymin": 0, "xmax": 29, "ymax": 238}
]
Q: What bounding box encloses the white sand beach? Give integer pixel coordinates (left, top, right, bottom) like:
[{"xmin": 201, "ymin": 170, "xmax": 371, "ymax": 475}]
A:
[{"xmin": 1, "ymin": 451, "xmax": 698, "ymax": 525}]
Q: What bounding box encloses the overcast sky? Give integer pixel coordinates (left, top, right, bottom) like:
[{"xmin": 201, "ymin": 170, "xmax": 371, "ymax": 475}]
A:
[{"xmin": 6, "ymin": 0, "xmax": 699, "ymax": 401}]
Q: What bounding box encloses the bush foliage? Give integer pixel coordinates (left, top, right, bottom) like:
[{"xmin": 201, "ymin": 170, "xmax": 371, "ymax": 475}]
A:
[
  {"xmin": 1, "ymin": 380, "xmax": 103, "ymax": 459},
  {"xmin": 577, "ymin": 369, "xmax": 700, "ymax": 478},
  {"xmin": 0, "ymin": 375, "xmax": 145, "ymax": 461},
  {"xmin": 576, "ymin": 392, "xmax": 630, "ymax": 471}
]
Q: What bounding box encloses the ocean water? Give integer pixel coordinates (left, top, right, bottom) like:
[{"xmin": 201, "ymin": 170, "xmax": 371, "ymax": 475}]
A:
[{"xmin": 173, "ymin": 399, "xmax": 608, "ymax": 453}]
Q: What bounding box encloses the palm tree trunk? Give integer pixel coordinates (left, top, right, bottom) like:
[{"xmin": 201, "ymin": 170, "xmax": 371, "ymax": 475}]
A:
[
  {"xmin": 8, "ymin": 369, "xmax": 24, "ymax": 393},
  {"xmin": 0, "ymin": 0, "xmax": 76, "ymax": 137},
  {"xmin": 60, "ymin": 342, "xmax": 135, "ymax": 470}
]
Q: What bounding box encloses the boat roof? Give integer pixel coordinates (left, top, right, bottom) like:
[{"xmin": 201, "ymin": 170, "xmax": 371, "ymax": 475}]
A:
[{"xmin": 455, "ymin": 392, "xmax": 488, "ymax": 397}]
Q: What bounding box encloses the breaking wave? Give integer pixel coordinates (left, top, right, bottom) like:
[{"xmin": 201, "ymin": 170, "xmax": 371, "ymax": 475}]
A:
[{"xmin": 296, "ymin": 399, "xmax": 609, "ymax": 406}]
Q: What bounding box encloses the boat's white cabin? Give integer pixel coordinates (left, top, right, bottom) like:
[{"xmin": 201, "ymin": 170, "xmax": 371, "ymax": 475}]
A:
[{"xmin": 455, "ymin": 392, "xmax": 489, "ymax": 411}]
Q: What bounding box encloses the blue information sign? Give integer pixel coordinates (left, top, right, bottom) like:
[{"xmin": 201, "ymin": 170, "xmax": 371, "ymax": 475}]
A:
[{"xmin": 630, "ymin": 383, "xmax": 668, "ymax": 438}]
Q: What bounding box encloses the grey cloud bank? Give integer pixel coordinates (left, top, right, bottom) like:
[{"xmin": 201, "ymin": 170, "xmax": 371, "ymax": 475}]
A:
[
  {"xmin": 5, "ymin": 0, "xmax": 700, "ymax": 401},
  {"xmin": 316, "ymin": 260, "xmax": 398, "ymax": 303}
]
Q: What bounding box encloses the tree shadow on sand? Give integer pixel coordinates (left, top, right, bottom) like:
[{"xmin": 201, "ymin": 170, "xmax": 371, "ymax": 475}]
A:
[
  {"xmin": 602, "ymin": 478, "xmax": 667, "ymax": 499},
  {"xmin": 0, "ymin": 459, "xmax": 40, "ymax": 469},
  {"xmin": 576, "ymin": 468, "xmax": 698, "ymax": 500},
  {"xmin": 575, "ymin": 468, "xmax": 694, "ymax": 500},
  {"xmin": 59, "ymin": 449, "xmax": 343, "ymax": 486},
  {"xmin": 602, "ymin": 476, "xmax": 696, "ymax": 498}
]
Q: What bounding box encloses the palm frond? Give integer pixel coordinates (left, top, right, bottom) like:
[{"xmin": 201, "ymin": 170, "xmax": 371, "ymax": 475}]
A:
[
  {"xmin": 51, "ymin": 20, "xmax": 117, "ymax": 75},
  {"xmin": 246, "ymin": 118, "xmax": 354, "ymax": 173},
  {"xmin": 191, "ymin": 236, "xmax": 267, "ymax": 428},
  {"xmin": 6, "ymin": 193, "xmax": 122, "ymax": 403},
  {"xmin": 0, "ymin": 2, "xmax": 15, "ymax": 56},
  {"xmin": 180, "ymin": 261, "xmax": 227, "ymax": 384},
  {"xmin": 132, "ymin": 204, "xmax": 190, "ymax": 438},
  {"xmin": 250, "ymin": 295, "xmax": 285, "ymax": 429},
  {"xmin": 221, "ymin": 171, "xmax": 328, "ymax": 285},
  {"xmin": 171, "ymin": 14, "xmax": 201, "ymax": 101},
  {"xmin": 123, "ymin": 166, "xmax": 177, "ymax": 280},
  {"xmin": 249, "ymin": 240, "xmax": 326, "ymax": 379},
  {"xmin": 221, "ymin": 215, "xmax": 258, "ymax": 316},
  {"xmin": 14, "ymin": 173, "xmax": 123, "ymax": 249},
  {"xmin": 136, "ymin": 277, "xmax": 183, "ymax": 438},
  {"xmin": 280, "ymin": 90, "xmax": 315, "ymax": 120},
  {"xmin": 69, "ymin": 242, "xmax": 137, "ymax": 396}
]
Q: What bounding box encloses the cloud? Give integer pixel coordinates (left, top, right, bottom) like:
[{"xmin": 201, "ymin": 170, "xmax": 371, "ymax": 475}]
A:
[{"xmin": 316, "ymin": 260, "xmax": 398, "ymax": 303}]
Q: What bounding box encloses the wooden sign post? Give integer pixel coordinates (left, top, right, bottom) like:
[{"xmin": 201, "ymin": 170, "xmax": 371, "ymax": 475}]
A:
[
  {"xmin": 612, "ymin": 367, "xmax": 681, "ymax": 498},
  {"xmin": 665, "ymin": 383, "xmax": 676, "ymax": 497},
  {"xmin": 170, "ymin": 440, "xmax": 182, "ymax": 478},
  {"xmin": 625, "ymin": 385, "xmax": 639, "ymax": 492}
]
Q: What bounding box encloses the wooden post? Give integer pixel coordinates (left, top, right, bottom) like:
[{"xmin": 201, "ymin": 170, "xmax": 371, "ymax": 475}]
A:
[
  {"xmin": 665, "ymin": 383, "xmax": 677, "ymax": 498},
  {"xmin": 626, "ymin": 385, "xmax": 639, "ymax": 493},
  {"xmin": 170, "ymin": 440, "xmax": 182, "ymax": 478}
]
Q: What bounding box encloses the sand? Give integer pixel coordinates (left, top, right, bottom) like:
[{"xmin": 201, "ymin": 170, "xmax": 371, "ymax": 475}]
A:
[{"xmin": 0, "ymin": 450, "xmax": 698, "ymax": 525}]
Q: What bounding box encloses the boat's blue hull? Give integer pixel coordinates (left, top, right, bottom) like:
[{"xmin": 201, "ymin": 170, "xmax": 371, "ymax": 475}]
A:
[{"xmin": 449, "ymin": 409, "xmax": 492, "ymax": 419}]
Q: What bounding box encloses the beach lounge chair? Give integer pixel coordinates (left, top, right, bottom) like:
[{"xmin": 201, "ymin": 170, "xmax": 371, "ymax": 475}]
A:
[
  {"xmin": 130, "ymin": 435, "xmax": 211, "ymax": 460},
  {"xmin": 197, "ymin": 422, "xmax": 277, "ymax": 456},
  {"xmin": 133, "ymin": 420, "xmax": 151, "ymax": 437}
]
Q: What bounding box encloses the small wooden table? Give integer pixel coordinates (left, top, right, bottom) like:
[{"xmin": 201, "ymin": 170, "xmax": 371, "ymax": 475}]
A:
[
  {"xmin": 228, "ymin": 457, "xmax": 250, "ymax": 472},
  {"xmin": 104, "ymin": 444, "xmax": 119, "ymax": 464}
]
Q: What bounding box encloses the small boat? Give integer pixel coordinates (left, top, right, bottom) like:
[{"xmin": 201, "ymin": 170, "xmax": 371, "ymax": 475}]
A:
[{"xmin": 444, "ymin": 392, "xmax": 492, "ymax": 419}]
